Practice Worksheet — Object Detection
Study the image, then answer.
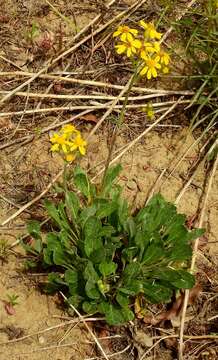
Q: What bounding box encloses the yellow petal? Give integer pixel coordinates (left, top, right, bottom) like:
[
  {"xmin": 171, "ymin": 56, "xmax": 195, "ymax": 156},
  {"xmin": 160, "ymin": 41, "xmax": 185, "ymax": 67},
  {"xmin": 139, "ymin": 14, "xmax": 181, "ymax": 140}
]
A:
[
  {"xmin": 79, "ymin": 146, "xmax": 86, "ymax": 155},
  {"xmin": 120, "ymin": 33, "xmax": 127, "ymax": 42},
  {"xmin": 113, "ymin": 30, "xmax": 121, "ymax": 37},
  {"xmin": 130, "ymin": 28, "xmax": 138, "ymax": 36},
  {"xmin": 65, "ymin": 153, "xmax": 75, "ymax": 162},
  {"xmin": 51, "ymin": 143, "xmax": 59, "ymax": 152},
  {"xmin": 156, "ymin": 31, "xmax": 162, "ymax": 40},
  {"xmin": 151, "ymin": 68, "xmax": 157, "ymax": 78},
  {"xmin": 62, "ymin": 143, "xmax": 68, "ymax": 153},
  {"xmin": 62, "ymin": 124, "xmax": 77, "ymax": 134},
  {"xmin": 50, "ymin": 133, "xmax": 59, "ymax": 143},
  {"xmin": 154, "ymin": 41, "xmax": 160, "ymax": 50},
  {"xmin": 140, "ymin": 66, "xmax": 148, "ymax": 76},
  {"xmin": 163, "ymin": 67, "xmax": 169, "ymax": 74},
  {"xmin": 70, "ymin": 144, "xmax": 77, "ymax": 152},
  {"xmin": 139, "ymin": 20, "xmax": 147, "ymax": 29},
  {"xmin": 127, "ymin": 48, "xmax": 132, "ymax": 57},
  {"xmin": 164, "ymin": 54, "xmax": 170, "ymax": 65},
  {"xmin": 133, "ymin": 39, "xmax": 142, "ymax": 48},
  {"xmin": 147, "ymin": 69, "xmax": 152, "ymax": 80},
  {"xmin": 140, "ymin": 50, "xmax": 147, "ymax": 60},
  {"xmin": 150, "ymin": 29, "xmax": 156, "ymax": 39},
  {"xmin": 115, "ymin": 44, "xmax": 126, "ymax": 54},
  {"xmin": 126, "ymin": 33, "xmax": 134, "ymax": 42}
]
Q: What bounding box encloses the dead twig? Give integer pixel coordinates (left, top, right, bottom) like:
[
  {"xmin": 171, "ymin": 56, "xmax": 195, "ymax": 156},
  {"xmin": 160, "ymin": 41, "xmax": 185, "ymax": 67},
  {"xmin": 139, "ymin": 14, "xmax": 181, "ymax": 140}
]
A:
[
  {"xmin": 0, "ymin": 71, "xmax": 195, "ymax": 96},
  {"xmin": 60, "ymin": 292, "xmax": 109, "ymax": 360},
  {"xmin": 178, "ymin": 145, "xmax": 218, "ymax": 360},
  {"xmin": 0, "ymin": 0, "xmax": 145, "ymax": 104}
]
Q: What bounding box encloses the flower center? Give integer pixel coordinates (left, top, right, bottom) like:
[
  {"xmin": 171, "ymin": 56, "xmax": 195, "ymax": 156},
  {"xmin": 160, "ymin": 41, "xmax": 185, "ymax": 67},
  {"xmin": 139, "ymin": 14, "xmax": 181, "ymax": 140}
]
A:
[
  {"xmin": 122, "ymin": 26, "xmax": 130, "ymax": 33},
  {"xmin": 147, "ymin": 59, "xmax": 155, "ymax": 67}
]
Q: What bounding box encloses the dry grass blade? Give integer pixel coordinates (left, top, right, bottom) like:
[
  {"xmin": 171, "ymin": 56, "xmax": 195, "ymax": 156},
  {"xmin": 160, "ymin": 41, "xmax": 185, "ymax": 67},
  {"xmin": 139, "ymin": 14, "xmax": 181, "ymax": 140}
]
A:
[
  {"xmin": 60, "ymin": 292, "xmax": 109, "ymax": 360},
  {"xmin": 0, "ymin": 317, "xmax": 104, "ymax": 346},
  {"xmin": 0, "ymin": 0, "xmax": 145, "ymax": 104},
  {"xmin": 178, "ymin": 144, "xmax": 218, "ymax": 360},
  {"xmin": 0, "ymin": 71, "xmax": 195, "ymax": 95},
  {"xmin": 0, "ymin": 169, "xmax": 64, "ymax": 226},
  {"xmin": 0, "ymin": 90, "xmax": 173, "ymax": 101},
  {"xmin": 0, "ymin": 100, "xmax": 188, "ymax": 118},
  {"xmin": 161, "ymin": 0, "xmax": 198, "ymax": 42}
]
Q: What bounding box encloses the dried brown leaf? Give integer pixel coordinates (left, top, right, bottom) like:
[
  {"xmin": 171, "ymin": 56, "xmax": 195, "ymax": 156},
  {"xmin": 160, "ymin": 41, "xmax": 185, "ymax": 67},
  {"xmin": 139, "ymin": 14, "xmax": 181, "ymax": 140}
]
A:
[
  {"xmin": 4, "ymin": 302, "xmax": 16, "ymax": 316},
  {"xmin": 80, "ymin": 114, "xmax": 98, "ymax": 123}
]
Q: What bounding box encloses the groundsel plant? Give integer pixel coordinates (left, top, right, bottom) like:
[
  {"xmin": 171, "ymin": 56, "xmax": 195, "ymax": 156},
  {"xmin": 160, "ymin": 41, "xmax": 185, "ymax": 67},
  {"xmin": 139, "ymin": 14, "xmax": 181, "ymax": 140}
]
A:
[
  {"xmin": 113, "ymin": 21, "xmax": 170, "ymax": 79},
  {"xmin": 50, "ymin": 124, "xmax": 87, "ymax": 162}
]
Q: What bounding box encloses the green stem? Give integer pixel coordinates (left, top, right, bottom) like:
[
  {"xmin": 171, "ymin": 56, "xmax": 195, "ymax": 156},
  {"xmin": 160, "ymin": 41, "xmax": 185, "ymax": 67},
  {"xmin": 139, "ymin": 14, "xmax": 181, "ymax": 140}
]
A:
[{"xmin": 102, "ymin": 64, "xmax": 140, "ymax": 188}]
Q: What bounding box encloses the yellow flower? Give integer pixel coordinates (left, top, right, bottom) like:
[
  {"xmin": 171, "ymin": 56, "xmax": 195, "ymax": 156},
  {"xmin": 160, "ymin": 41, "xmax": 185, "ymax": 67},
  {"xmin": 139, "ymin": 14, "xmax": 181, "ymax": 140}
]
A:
[
  {"xmin": 70, "ymin": 134, "xmax": 87, "ymax": 155},
  {"xmin": 115, "ymin": 38, "xmax": 141, "ymax": 57},
  {"xmin": 145, "ymin": 103, "xmax": 155, "ymax": 119},
  {"xmin": 140, "ymin": 56, "xmax": 161, "ymax": 79},
  {"xmin": 162, "ymin": 66, "xmax": 169, "ymax": 74},
  {"xmin": 62, "ymin": 124, "xmax": 78, "ymax": 135},
  {"xmin": 65, "ymin": 153, "xmax": 76, "ymax": 162},
  {"xmin": 50, "ymin": 133, "xmax": 64, "ymax": 144},
  {"xmin": 153, "ymin": 42, "xmax": 161, "ymax": 52},
  {"xmin": 113, "ymin": 25, "xmax": 138, "ymax": 42},
  {"xmin": 157, "ymin": 50, "xmax": 170, "ymax": 65},
  {"xmin": 51, "ymin": 143, "xmax": 60, "ymax": 152},
  {"xmin": 50, "ymin": 133, "xmax": 68, "ymax": 152},
  {"xmin": 50, "ymin": 124, "xmax": 87, "ymax": 161},
  {"xmin": 138, "ymin": 41, "xmax": 155, "ymax": 60},
  {"xmin": 139, "ymin": 20, "xmax": 162, "ymax": 40}
]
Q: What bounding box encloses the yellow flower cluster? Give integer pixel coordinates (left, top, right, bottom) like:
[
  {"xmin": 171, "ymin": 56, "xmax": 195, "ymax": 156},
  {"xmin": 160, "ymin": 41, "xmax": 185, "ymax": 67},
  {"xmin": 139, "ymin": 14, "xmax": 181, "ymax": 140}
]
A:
[
  {"xmin": 50, "ymin": 124, "xmax": 87, "ymax": 162},
  {"xmin": 113, "ymin": 21, "xmax": 170, "ymax": 79}
]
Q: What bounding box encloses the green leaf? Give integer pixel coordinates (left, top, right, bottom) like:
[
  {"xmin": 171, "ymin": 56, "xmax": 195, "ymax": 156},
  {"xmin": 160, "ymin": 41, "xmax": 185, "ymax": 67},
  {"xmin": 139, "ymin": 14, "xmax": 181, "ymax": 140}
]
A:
[
  {"xmin": 99, "ymin": 225, "xmax": 115, "ymax": 238},
  {"xmin": 143, "ymin": 281, "xmax": 173, "ymax": 303},
  {"xmin": 79, "ymin": 206, "xmax": 97, "ymax": 228},
  {"xmin": 142, "ymin": 244, "xmax": 164, "ymax": 264},
  {"xmin": 123, "ymin": 262, "xmax": 141, "ymax": 281},
  {"xmin": 53, "ymin": 248, "xmax": 70, "ymax": 266},
  {"xmin": 34, "ymin": 239, "xmax": 42, "ymax": 253},
  {"xmin": 122, "ymin": 247, "xmax": 138, "ymax": 262},
  {"xmin": 27, "ymin": 220, "xmax": 41, "ymax": 240},
  {"xmin": 98, "ymin": 301, "xmax": 110, "ymax": 315},
  {"xmin": 68, "ymin": 294, "xmax": 84, "ymax": 308},
  {"xmin": 84, "ymin": 262, "xmax": 99, "ymax": 282},
  {"xmin": 102, "ymin": 164, "xmax": 122, "ymax": 196},
  {"xmin": 119, "ymin": 281, "xmax": 142, "ymax": 296},
  {"xmin": 121, "ymin": 307, "xmax": 134, "ymax": 322},
  {"xmin": 57, "ymin": 202, "xmax": 72, "ymax": 232},
  {"xmin": 44, "ymin": 200, "xmax": 62, "ymax": 228},
  {"xmin": 117, "ymin": 197, "xmax": 129, "ymax": 228},
  {"xmin": 74, "ymin": 166, "xmax": 91, "ymax": 199},
  {"xmin": 65, "ymin": 269, "xmax": 78, "ymax": 287},
  {"xmin": 82, "ymin": 301, "xmax": 98, "ymax": 314},
  {"xmin": 65, "ymin": 191, "xmax": 80, "ymax": 219},
  {"xmin": 105, "ymin": 304, "xmax": 125, "ymax": 325},
  {"xmin": 45, "ymin": 273, "xmax": 66, "ymax": 294},
  {"xmin": 170, "ymin": 270, "xmax": 195, "ymax": 289},
  {"xmin": 85, "ymin": 279, "xmax": 101, "ymax": 300},
  {"xmin": 84, "ymin": 217, "xmax": 103, "ymax": 257},
  {"xmin": 99, "ymin": 261, "xmax": 117, "ymax": 277},
  {"xmin": 116, "ymin": 292, "xmax": 130, "ymax": 307},
  {"xmin": 43, "ymin": 248, "xmax": 53, "ymax": 265},
  {"xmin": 124, "ymin": 217, "xmax": 136, "ymax": 238},
  {"xmin": 167, "ymin": 244, "xmax": 192, "ymax": 261},
  {"xmin": 96, "ymin": 202, "xmax": 118, "ymax": 219},
  {"xmin": 103, "ymin": 304, "xmax": 134, "ymax": 325}
]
